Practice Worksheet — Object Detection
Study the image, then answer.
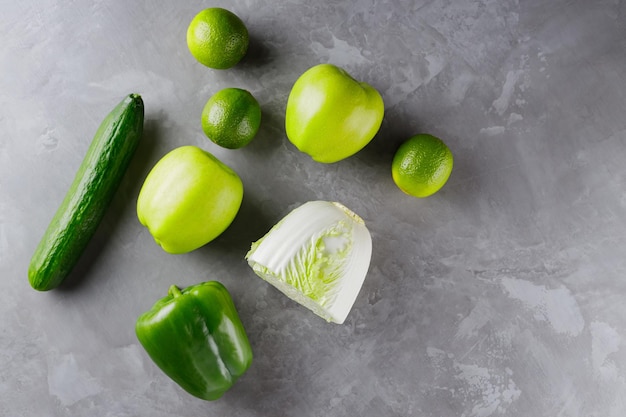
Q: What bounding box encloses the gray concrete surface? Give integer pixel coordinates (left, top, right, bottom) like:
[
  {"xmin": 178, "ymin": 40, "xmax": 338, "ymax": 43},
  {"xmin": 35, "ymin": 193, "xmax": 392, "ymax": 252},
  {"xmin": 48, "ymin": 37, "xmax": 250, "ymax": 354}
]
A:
[{"xmin": 2, "ymin": 0, "xmax": 626, "ymax": 416}]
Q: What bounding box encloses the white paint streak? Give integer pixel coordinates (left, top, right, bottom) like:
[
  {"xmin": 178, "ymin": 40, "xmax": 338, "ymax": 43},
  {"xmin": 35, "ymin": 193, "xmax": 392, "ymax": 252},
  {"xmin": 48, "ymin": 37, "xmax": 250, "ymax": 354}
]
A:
[
  {"xmin": 492, "ymin": 70, "xmax": 524, "ymax": 115},
  {"xmin": 448, "ymin": 71, "xmax": 476, "ymax": 105},
  {"xmin": 426, "ymin": 346, "xmax": 448, "ymax": 366},
  {"xmin": 427, "ymin": 347, "xmax": 522, "ymax": 417},
  {"xmin": 456, "ymin": 363, "xmax": 522, "ymax": 417},
  {"xmin": 384, "ymin": 54, "xmax": 447, "ymax": 108},
  {"xmin": 480, "ymin": 126, "xmax": 506, "ymax": 136},
  {"xmin": 424, "ymin": 53, "xmax": 446, "ymax": 85},
  {"xmin": 508, "ymin": 113, "xmax": 524, "ymax": 125},
  {"xmin": 589, "ymin": 322, "xmax": 626, "ymax": 417},
  {"xmin": 456, "ymin": 299, "xmax": 493, "ymax": 339},
  {"xmin": 48, "ymin": 353, "xmax": 102, "ymax": 406},
  {"xmin": 311, "ymin": 34, "xmax": 368, "ymax": 66},
  {"xmin": 36, "ymin": 127, "xmax": 59, "ymax": 154},
  {"xmin": 591, "ymin": 321, "xmax": 621, "ymax": 376},
  {"xmin": 500, "ymin": 277, "xmax": 585, "ymax": 336}
]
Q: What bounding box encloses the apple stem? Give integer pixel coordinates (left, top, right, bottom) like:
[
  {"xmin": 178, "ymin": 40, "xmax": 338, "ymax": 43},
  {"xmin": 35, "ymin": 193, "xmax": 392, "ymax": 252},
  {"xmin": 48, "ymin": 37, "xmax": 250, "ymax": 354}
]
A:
[{"xmin": 168, "ymin": 285, "xmax": 182, "ymax": 298}]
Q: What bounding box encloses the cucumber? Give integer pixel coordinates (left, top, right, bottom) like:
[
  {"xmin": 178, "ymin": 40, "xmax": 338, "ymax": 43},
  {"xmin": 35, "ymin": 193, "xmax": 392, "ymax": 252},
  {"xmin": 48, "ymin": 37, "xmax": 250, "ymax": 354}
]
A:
[{"xmin": 28, "ymin": 94, "xmax": 144, "ymax": 291}]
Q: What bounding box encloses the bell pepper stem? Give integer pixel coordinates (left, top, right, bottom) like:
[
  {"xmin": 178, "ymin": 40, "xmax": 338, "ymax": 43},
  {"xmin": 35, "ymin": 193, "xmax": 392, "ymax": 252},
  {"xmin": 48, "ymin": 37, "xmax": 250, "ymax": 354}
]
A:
[{"xmin": 168, "ymin": 285, "xmax": 182, "ymax": 298}]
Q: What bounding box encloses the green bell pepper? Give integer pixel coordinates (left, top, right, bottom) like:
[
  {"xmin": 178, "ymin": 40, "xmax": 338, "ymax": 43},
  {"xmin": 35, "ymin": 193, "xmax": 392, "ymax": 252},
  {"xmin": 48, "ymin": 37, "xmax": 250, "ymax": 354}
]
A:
[{"xmin": 135, "ymin": 281, "xmax": 253, "ymax": 401}]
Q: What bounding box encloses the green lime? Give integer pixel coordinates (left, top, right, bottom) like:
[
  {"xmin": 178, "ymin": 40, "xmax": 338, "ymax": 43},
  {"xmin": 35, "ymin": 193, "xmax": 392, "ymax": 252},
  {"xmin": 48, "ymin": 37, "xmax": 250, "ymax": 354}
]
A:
[
  {"xmin": 201, "ymin": 88, "xmax": 262, "ymax": 149},
  {"xmin": 391, "ymin": 134, "xmax": 453, "ymax": 198},
  {"xmin": 186, "ymin": 8, "xmax": 249, "ymax": 69}
]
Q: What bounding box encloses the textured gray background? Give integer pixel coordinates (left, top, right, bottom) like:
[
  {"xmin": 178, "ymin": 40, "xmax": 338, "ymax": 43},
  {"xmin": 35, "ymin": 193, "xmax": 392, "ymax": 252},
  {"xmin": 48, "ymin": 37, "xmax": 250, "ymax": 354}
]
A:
[{"xmin": 2, "ymin": 0, "xmax": 625, "ymax": 416}]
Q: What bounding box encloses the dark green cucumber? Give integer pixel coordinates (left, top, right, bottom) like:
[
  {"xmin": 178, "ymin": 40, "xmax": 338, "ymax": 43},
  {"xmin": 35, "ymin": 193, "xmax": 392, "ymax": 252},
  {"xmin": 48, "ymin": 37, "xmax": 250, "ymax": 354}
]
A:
[{"xmin": 28, "ymin": 94, "xmax": 144, "ymax": 291}]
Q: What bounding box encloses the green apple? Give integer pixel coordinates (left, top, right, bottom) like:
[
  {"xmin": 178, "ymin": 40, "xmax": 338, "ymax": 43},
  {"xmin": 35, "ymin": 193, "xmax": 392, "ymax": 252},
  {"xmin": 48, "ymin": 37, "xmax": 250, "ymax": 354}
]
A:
[
  {"xmin": 285, "ymin": 63, "xmax": 385, "ymax": 163},
  {"xmin": 137, "ymin": 146, "xmax": 243, "ymax": 254}
]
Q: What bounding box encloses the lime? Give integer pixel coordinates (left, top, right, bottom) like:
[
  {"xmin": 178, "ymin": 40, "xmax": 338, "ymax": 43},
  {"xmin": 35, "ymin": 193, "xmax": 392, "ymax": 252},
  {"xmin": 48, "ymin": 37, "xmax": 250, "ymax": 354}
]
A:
[
  {"xmin": 201, "ymin": 88, "xmax": 261, "ymax": 149},
  {"xmin": 391, "ymin": 134, "xmax": 453, "ymax": 198},
  {"xmin": 186, "ymin": 8, "xmax": 249, "ymax": 69}
]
